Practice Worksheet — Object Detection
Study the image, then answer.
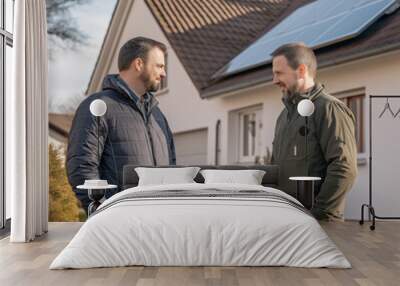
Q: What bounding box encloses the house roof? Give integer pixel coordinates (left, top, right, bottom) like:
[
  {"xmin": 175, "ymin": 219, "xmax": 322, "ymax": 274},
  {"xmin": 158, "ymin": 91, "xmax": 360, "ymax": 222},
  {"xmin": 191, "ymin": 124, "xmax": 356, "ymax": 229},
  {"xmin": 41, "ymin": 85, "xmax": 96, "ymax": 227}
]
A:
[
  {"xmin": 48, "ymin": 113, "xmax": 74, "ymax": 138},
  {"xmin": 145, "ymin": 0, "xmax": 305, "ymax": 91},
  {"xmin": 88, "ymin": 0, "xmax": 400, "ymax": 98}
]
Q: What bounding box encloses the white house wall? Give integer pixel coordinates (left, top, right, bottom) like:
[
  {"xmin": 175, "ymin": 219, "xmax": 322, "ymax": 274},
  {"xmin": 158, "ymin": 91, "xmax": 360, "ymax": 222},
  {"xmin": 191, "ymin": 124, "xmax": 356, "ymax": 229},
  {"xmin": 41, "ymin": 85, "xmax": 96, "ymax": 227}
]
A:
[{"xmin": 317, "ymin": 50, "xmax": 400, "ymax": 220}]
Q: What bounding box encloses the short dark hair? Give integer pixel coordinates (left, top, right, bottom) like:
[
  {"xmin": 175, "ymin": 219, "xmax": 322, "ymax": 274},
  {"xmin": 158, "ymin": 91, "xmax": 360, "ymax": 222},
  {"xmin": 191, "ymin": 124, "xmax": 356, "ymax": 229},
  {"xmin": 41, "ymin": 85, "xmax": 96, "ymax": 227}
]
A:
[
  {"xmin": 118, "ymin": 37, "xmax": 167, "ymax": 71},
  {"xmin": 271, "ymin": 42, "xmax": 317, "ymax": 78}
]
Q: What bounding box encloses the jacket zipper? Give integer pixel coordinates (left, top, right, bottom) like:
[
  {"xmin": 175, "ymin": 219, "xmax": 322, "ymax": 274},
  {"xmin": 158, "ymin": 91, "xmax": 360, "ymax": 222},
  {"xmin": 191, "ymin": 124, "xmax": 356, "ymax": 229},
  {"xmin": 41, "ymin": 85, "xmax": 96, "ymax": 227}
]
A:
[
  {"xmin": 145, "ymin": 120, "xmax": 157, "ymax": 166},
  {"xmin": 142, "ymin": 103, "xmax": 157, "ymax": 166}
]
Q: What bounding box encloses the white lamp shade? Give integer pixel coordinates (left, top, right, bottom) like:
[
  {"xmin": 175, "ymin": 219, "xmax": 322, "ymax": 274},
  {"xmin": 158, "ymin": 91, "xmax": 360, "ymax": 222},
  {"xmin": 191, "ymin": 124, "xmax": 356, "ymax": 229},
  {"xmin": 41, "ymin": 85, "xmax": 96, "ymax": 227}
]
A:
[
  {"xmin": 90, "ymin": 99, "xmax": 107, "ymax": 117},
  {"xmin": 297, "ymin": 99, "xmax": 315, "ymax": 117}
]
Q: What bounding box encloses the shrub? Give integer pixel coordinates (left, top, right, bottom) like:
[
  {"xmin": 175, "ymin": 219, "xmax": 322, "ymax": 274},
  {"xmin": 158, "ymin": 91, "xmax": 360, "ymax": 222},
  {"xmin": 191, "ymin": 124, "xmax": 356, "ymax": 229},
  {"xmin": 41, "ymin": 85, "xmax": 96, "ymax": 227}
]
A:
[{"xmin": 48, "ymin": 143, "xmax": 84, "ymax": 221}]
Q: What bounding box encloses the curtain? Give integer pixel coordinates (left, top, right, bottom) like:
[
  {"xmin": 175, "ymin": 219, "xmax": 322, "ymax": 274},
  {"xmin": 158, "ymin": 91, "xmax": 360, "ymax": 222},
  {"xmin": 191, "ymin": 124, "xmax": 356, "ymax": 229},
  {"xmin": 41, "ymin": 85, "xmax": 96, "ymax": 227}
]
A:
[{"xmin": 7, "ymin": 0, "xmax": 49, "ymax": 242}]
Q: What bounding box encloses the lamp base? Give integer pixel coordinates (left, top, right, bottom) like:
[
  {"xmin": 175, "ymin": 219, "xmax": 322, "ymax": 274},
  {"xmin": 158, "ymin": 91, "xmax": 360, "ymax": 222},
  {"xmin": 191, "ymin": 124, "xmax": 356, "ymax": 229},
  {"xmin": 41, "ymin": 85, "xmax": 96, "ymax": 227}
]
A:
[
  {"xmin": 88, "ymin": 200, "xmax": 102, "ymax": 216},
  {"xmin": 289, "ymin": 176, "xmax": 321, "ymax": 210},
  {"xmin": 88, "ymin": 189, "xmax": 105, "ymax": 215}
]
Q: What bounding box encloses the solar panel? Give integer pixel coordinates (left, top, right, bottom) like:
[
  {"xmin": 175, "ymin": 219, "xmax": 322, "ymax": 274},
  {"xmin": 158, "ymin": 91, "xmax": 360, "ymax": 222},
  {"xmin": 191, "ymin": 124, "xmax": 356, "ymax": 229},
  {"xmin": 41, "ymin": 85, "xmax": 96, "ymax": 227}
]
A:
[{"xmin": 214, "ymin": 0, "xmax": 396, "ymax": 79}]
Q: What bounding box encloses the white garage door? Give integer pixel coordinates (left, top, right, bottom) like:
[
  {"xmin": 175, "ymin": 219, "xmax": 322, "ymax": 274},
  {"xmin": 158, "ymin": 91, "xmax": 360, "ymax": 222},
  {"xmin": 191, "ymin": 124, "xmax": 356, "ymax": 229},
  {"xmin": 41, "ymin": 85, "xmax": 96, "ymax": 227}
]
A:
[{"xmin": 174, "ymin": 128, "xmax": 208, "ymax": 165}]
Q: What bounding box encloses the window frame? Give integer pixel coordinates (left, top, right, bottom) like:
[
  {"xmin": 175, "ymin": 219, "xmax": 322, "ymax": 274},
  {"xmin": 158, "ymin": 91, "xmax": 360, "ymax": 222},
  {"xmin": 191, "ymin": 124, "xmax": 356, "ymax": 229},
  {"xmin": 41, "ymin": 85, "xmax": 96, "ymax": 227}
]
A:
[
  {"xmin": 334, "ymin": 88, "xmax": 365, "ymax": 154},
  {"xmin": 238, "ymin": 106, "xmax": 263, "ymax": 163}
]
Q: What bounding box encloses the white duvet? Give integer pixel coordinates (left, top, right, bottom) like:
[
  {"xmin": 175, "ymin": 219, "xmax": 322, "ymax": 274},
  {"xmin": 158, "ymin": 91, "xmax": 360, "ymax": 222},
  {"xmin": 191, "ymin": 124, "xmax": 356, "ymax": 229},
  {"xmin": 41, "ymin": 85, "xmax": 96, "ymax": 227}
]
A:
[{"xmin": 50, "ymin": 183, "xmax": 350, "ymax": 269}]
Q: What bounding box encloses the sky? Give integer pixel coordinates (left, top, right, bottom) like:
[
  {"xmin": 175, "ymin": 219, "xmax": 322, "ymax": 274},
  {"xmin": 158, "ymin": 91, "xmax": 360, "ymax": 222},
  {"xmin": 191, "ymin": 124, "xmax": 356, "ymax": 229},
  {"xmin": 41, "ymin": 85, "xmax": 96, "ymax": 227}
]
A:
[{"xmin": 48, "ymin": 0, "xmax": 117, "ymax": 113}]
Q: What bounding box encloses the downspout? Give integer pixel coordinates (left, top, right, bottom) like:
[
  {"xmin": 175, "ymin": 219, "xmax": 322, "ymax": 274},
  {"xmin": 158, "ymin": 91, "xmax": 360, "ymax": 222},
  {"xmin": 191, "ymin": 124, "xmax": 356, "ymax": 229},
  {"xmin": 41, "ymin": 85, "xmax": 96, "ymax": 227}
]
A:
[{"xmin": 215, "ymin": 119, "xmax": 221, "ymax": 165}]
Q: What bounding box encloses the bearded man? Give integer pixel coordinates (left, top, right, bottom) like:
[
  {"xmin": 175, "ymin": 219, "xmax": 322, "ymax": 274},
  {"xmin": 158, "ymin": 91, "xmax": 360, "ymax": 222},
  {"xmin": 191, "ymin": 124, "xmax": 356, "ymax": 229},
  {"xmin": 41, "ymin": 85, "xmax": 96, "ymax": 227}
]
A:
[
  {"xmin": 271, "ymin": 43, "xmax": 357, "ymax": 221},
  {"xmin": 67, "ymin": 37, "xmax": 176, "ymax": 212}
]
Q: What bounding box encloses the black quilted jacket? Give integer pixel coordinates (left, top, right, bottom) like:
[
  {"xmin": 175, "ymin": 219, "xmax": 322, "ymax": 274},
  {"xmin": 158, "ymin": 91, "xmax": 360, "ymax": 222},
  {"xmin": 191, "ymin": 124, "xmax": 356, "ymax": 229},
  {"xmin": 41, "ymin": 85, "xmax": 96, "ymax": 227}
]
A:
[{"xmin": 66, "ymin": 74, "xmax": 176, "ymax": 206}]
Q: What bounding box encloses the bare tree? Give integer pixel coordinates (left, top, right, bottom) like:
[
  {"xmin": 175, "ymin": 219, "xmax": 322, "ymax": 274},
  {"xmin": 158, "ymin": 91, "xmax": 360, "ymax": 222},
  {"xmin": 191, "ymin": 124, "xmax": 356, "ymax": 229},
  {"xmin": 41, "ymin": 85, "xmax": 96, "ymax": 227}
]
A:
[
  {"xmin": 59, "ymin": 93, "xmax": 85, "ymax": 113},
  {"xmin": 46, "ymin": 0, "xmax": 91, "ymax": 51},
  {"xmin": 47, "ymin": 0, "xmax": 90, "ymax": 113},
  {"xmin": 48, "ymin": 92, "xmax": 84, "ymax": 113}
]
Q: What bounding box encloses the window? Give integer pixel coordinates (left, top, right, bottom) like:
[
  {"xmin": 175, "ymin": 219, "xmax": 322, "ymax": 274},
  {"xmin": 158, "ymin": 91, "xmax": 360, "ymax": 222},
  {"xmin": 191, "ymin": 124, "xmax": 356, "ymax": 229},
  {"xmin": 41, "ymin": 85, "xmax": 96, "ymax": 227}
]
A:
[
  {"xmin": 335, "ymin": 89, "xmax": 365, "ymax": 153},
  {"xmin": 1, "ymin": 0, "xmax": 14, "ymax": 230},
  {"xmin": 343, "ymin": 95, "xmax": 364, "ymax": 153},
  {"xmin": 238, "ymin": 107, "xmax": 263, "ymax": 162}
]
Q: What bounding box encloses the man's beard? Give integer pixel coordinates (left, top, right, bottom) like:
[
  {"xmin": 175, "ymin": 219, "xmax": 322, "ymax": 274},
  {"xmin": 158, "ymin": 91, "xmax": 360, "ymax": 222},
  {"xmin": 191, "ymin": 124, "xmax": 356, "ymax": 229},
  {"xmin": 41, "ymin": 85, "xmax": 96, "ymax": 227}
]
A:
[
  {"xmin": 282, "ymin": 82, "xmax": 300, "ymax": 100},
  {"xmin": 140, "ymin": 70, "xmax": 160, "ymax": 92}
]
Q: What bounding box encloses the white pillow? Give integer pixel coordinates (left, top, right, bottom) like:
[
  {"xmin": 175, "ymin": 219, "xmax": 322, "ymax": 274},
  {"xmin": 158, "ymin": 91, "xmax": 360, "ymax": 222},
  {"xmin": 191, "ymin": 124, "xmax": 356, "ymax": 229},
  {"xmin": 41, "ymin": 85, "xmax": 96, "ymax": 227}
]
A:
[
  {"xmin": 135, "ymin": 167, "xmax": 201, "ymax": 186},
  {"xmin": 200, "ymin": 169, "xmax": 266, "ymax": 185}
]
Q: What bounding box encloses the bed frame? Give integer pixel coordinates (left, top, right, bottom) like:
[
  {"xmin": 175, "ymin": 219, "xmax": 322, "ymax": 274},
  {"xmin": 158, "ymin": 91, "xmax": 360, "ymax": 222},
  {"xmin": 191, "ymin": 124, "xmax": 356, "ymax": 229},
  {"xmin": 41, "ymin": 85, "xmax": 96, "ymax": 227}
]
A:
[{"xmin": 122, "ymin": 165, "xmax": 280, "ymax": 190}]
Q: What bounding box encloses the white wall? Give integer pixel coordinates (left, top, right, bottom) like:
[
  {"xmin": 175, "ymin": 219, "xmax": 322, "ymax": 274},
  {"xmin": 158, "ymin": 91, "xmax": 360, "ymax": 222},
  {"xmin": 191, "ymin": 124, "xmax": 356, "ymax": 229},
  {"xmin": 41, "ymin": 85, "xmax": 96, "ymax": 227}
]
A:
[
  {"xmin": 371, "ymin": 99, "xmax": 400, "ymax": 217},
  {"xmin": 318, "ymin": 50, "xmax": 400, "ymax": 219}
]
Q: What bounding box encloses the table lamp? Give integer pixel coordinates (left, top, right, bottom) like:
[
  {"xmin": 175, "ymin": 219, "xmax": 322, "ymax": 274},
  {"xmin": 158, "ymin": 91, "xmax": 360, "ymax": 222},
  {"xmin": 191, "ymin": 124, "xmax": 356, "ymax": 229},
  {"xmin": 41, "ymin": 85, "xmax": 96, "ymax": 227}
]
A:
[{"xmin": 81, "ymin": 99, "xmax": 109, "ymax": 215}]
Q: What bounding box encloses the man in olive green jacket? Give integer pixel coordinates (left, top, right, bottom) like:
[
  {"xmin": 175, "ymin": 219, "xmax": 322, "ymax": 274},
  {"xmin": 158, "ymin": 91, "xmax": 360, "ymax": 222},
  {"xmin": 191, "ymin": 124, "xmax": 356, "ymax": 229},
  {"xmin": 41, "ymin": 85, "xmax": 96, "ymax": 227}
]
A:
[{"xmin": 271, "ymin": 43, "xmax": 358, "ymax": 221}]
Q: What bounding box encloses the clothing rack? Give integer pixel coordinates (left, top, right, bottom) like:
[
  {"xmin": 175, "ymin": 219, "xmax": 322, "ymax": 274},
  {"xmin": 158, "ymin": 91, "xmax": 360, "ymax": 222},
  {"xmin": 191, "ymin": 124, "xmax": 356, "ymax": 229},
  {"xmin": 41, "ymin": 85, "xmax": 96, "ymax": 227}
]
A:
[{"xmin": 360, "ymin": 95, "xmax": 400, "ymax": 230}]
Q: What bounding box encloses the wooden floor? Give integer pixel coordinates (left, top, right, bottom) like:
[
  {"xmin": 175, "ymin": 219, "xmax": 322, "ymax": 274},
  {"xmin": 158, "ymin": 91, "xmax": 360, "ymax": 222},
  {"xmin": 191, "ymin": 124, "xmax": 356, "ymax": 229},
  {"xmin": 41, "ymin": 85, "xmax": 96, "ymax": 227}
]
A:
[{"xmin": 0, "ymin": 221, "xmax": 399, "ymax": 286}]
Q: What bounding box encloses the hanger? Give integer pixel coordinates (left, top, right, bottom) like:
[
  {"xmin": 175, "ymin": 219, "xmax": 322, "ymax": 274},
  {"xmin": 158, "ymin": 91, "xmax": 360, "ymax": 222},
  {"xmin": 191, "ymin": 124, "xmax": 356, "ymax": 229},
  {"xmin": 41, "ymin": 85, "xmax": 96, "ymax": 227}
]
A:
[{"xmin": 378, "ymin": 97, "xmax": 395, "ymax": 118}]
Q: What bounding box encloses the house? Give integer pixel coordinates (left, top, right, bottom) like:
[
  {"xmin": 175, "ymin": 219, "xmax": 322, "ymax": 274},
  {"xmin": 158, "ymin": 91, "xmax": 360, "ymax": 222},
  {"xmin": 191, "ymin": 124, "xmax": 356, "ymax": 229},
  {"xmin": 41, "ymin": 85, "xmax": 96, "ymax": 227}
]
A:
[
  {"xmin": 86, "ymin": 0, "xmax": 400, "ymax": 219},
  {"xmin": 48, "ymin": 113, "xmax": 74, "ymax": 160}
]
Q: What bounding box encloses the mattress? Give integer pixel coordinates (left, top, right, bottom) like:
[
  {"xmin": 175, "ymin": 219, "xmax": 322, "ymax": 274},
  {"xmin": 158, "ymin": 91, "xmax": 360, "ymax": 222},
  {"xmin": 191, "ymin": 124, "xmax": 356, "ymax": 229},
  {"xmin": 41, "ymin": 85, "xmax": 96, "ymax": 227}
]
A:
[{"xmin": 50, "ymin": 183, "xmax": 350, "ymax": 269}]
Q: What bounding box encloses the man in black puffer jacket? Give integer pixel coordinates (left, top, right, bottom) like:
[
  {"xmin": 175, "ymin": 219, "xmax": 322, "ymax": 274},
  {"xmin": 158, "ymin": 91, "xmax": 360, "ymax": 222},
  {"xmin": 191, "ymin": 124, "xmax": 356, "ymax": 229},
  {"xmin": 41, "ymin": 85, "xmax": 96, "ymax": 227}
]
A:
[{"xmin": 67, "ymin": 37, "xmax": 176, "ymax": 212}]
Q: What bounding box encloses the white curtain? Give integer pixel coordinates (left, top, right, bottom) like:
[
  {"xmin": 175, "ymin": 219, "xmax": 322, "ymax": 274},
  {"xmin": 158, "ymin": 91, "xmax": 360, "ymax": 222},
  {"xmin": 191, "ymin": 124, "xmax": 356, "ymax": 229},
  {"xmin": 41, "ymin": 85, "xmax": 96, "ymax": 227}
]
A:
[{"xmin": 7, "ymin": 0, "xmax": 49, "ymax": 242}]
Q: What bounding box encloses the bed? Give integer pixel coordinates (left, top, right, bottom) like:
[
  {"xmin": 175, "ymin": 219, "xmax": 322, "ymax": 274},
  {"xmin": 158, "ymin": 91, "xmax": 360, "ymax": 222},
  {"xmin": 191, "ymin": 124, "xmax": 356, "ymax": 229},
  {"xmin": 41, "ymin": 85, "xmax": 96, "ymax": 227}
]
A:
[{"xmin": 50, "ymin": 165, "xmax": 350, "ymax": 269}]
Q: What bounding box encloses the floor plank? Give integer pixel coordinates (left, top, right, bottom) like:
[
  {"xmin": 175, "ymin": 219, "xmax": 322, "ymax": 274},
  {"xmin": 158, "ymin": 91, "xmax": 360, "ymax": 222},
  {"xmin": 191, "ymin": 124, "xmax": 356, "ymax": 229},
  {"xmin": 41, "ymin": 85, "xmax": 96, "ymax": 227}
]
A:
[{"xmin": 0, "ymin": 221, "xmax": 399, "ymax": 286}]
